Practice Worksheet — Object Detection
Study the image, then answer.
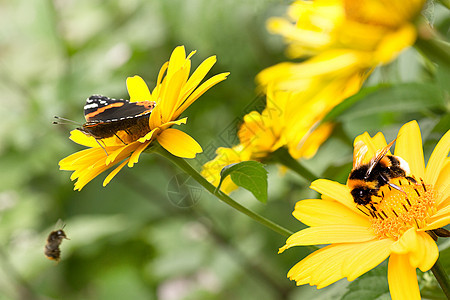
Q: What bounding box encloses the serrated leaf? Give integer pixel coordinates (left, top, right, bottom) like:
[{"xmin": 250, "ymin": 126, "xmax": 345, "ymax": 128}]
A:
[{"xmin": 216, "ymin": 161, "xmax": 268, "ymax": 203}]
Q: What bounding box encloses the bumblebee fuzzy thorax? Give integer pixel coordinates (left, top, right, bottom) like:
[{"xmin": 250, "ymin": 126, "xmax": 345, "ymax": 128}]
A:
[
  {"xmin": 347, "ymin": 138, "xmax": 414, "ymax": 207},
  {"xmin": 44, "ymin": 229, "xmax": 69, "ymax": 262}
]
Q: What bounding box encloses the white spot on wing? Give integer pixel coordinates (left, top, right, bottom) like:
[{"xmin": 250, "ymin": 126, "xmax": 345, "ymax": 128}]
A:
[{"xmin": 84, "ymin": 103, "xmax": 99, "ymax": 110}]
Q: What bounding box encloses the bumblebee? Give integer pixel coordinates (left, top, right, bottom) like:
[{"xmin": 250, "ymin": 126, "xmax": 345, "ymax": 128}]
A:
[
  {"xmin": 347, "ymin": 139, "xmax": 416, "ymax": 206},
  {"xmin": 44, "ymin": 224, "xmax": 69, "ymax": 262}
]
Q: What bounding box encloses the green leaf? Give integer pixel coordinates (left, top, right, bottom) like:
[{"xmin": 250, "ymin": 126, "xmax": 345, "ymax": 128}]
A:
[
  {"xmin": 342, "ymin": 263, "xmax": 390, "ymax": 300},
  {"xmin": 323, "ymin": 83, "xmax": 445, "ymax": 122},
  {"xmin": 216, "ymin": 161, "xmax": 268, "ymax": 203}
]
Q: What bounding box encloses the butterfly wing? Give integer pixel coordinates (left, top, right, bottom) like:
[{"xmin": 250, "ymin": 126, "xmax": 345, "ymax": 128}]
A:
[{"xmin": 84, "ymin": 95, "xmax": 155, "ymax": 123}]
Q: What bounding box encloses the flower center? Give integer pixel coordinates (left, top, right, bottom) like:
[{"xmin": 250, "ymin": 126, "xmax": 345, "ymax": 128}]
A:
[{"xmin": 368, "ymin": 177, "xmax": 438, "ymax": 240}]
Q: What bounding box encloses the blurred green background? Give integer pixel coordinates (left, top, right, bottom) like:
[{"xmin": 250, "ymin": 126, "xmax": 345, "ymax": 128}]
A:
[{"xmin": 0, "ymin": 0, "xmax": 448, "ymax": 299}]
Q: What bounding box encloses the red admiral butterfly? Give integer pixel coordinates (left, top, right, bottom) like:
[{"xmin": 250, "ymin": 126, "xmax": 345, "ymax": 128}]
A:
[
  {"xmin": 55, "ymin": 95, "xmax": 156, "ymax": 147},
  {"xmin": 79, "ymin": 95, "xmax": 155, "ymax": 143}
]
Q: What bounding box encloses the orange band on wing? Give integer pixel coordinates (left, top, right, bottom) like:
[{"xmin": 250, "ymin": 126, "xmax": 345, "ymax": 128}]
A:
[
  {"xmin": 85, "ymin": 103, "xmax": 125, "ymax": 119},
  {"xmin": 135, "ymin": 101, "xmax": 156, "ymax": 110}
]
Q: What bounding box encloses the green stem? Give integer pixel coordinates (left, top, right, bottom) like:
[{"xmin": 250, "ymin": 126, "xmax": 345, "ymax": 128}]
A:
[
  {"xmin": 154, "ymin": 145, "xmax": 294, "ymax": 238},
  {"xmin": 430, "ymin": 258, "xmax": 450, "ymax": 299},
  {"xmin": 269, "ymin": 147, "xmax": 319, "ymax": 182},
  {"xmin": 415, "ymin": 21, "xmax": 450, "ymax": 69}
]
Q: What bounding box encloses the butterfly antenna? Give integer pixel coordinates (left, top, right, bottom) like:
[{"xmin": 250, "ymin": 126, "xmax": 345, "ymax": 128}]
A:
[{"xmin": 53, "ymin": 116, "xmax": 82, "ymax": 126}]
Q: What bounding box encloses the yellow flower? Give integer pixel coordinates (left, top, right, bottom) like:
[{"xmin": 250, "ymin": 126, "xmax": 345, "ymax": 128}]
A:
[
  {"xmin": 287, "ymin": 121, "xmax": 333, "ymax": 160},
  {"xmin": 201, "ymin": 88, "xmax": 333, "ymax": 194},
  {"xmin": 237, "ymin": 89, "xmax": 288, "ymax": 159},
  {"xmin": 60, "ymin": 46, "xmax": 229, "ymax": 190},
  {"xmin": 258, "ymin": 0, "xmax": 424, "ymax": 92},
  {"xmin": 238, "ymin": 88, "xmax": 334, "ymax": 160},
  {"xmin": 279, "ymin": 121, "xmax": 449, "ymax": 300},
  {"xmin": 269, "ymin": 0, "xmax": 423, "ymax": 60}
]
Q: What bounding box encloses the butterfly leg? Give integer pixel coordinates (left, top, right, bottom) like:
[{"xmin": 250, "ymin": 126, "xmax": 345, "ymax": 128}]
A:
[
  {"xmin": 94, "ymin": 139, "xmax": 109, "ymax": 156},
  {"xmin": 114, "ymin": 133, "xmax": 128, "ymax": 145}
]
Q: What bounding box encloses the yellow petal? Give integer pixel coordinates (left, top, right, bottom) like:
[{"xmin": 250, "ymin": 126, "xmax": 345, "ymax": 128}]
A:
[
  {"xmin": 128, "ymin": 141, "xmax": 150, "ymax": 167},
  {"xmin": 437, "ymin": 195, "xmax": 450, "ymax": 213},
  {"xmin": 420, "ymin": 215, "xmax": 450, "ymax": 231},
  {"xmin": 375, "ymin": 24, "xmax": 417, "ymax": 64},
  {"xmin": 286, "ymin": 241, "xmax": 386, "ymax": 289},
  {"xmin": 156, "ymin": 61, "xmax": 169, "ymax": 93},
  {"xmin": 371, "ymin": 132, "xmax": 389, "ymax": 152},
  {"xmin": 158, "ymin": 117, "xmax": 188, "ymax": 131},
  {"xmin": 148, "ymin": 118, "xmax": 188, "ymax": 139},
  {"xmin": 127, "ymin": 75, "xmax": 151, "ymax": 102},
  {"xmin": 157, "ymin": 128, "xmax": 202, "ymax": 158},
  {"xmin": 388, "ymin": 254, "xmax": 421, "ymax": 300},
  {"xmin": 354, "ymin": 131, "xmax": 387, "ymax": 164},
  {"xmin": 167, "ymin": 46, "xmax": 187, "ymax": 78},
  {"xmin": 60, "ymin": 147, "xmax": 112, "ymax": 170},
  {"xmin": 174, "ymin": 72, "xmax": 230, "ymax": 119},
  {"xmin": 59, "ymin": 148, "xmax": 99, "ymax": 169},
  {"xmin": 186, "ymin": 50, "xmax": 196, "ymax": 61},
  {"xmin": 291, "ymin": 122, "xmax": 334, "ymax": 159},
  {"xmin": 293, "ymin": 199, "xmax": 371, "ymax": 227},
  {"xmin": 151, "ymin": 62, "xmax": 168, "ymax": 104},
  {"xmin": 69, "ymin": 130, "xmax": 104, "ymax": 148},
  {"xmin": 73, "ymin": 164, "xmax": 111, "ymax": 191},
  {"xmin": 435, "ymin": 158, "xmax": 450, "ymax": 205},
  {"xmin": 425, "ymin": 129, "xmax": 450, "ymax": 186},
  {"xmin": 310, "ymin": 179, "xmax": 357, "ymax": 212},
  {"xmin": 149, "ymin": 105, "xmax": 163, "ymax": 130},
  {"xmin": 160, "ymin": 68, "xmax": 187, "ymax": 123},
  {"xmin": 394, "ymin": 121, "xmax": 425, "ymax": 179},
  {"xmin": 342, "ymin": 238, "xmax": 393, "ymax": 281},
  {"xmin": 181, "ymin": 55, "xmax": 217, "ymax": 99},
  {"xmin": 428, "ymin": 203, "xmax": 450, "ymax": 223},
  {"xmin": 105, "ymin": 142, "xmax": 139, "ymax": 166},
  {"xmin": 103, "ymin": 160, "xmax": 129, "ymax": 186},
  {"xmin": 281, "ymin": 225, "xmax": 375, "ymax": 250},
  {"xmin": 286, "ymin": 244, "xmax": 348, "ymax": 288},
  {"xmin": 390, "ymin": 227, "xmax": 418, "ymax": 254},
  {"xmin": 413, "ymin": 231, "xmax": 438, "ymax": 272},
  {"xmin": 266, "ymin": 17, "xmax": 330, "ymax": 50}
]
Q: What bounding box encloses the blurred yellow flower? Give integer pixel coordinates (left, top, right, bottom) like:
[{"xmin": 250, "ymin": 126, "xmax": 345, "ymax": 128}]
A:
[
  {"xmin": 238, "ymin": 88, "xmax": 333, "ymax": 160},
  {"xmin": 279, "ymin": 121, "xmax": 449, "ymax": 300},
  {"xmin": 258, "ymin": 0, "xmax": 424, "ymax": 92},
  {"xmin": 269, "ymin": 0, "xmax": 424, "ymax": 59},
  {"xmin": 60, "ymin": 46, "xmax": 229, "ymax": 190},
  {"xmin": 201, "ymin": 88, "xmax": 333, "ymax": 193}
]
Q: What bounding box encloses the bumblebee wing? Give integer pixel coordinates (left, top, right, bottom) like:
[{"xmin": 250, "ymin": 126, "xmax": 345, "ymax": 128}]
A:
[
  {"xmin": 55, "ymin": 218, "xmax": 65, "ymax": 230},
  {"xmin": 365, "ymin": 139, "xmax": 396, "ymax": 177},
  {"xmin": 353, "ymin": 141, "xmax": 368, "ymax": 168}
]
